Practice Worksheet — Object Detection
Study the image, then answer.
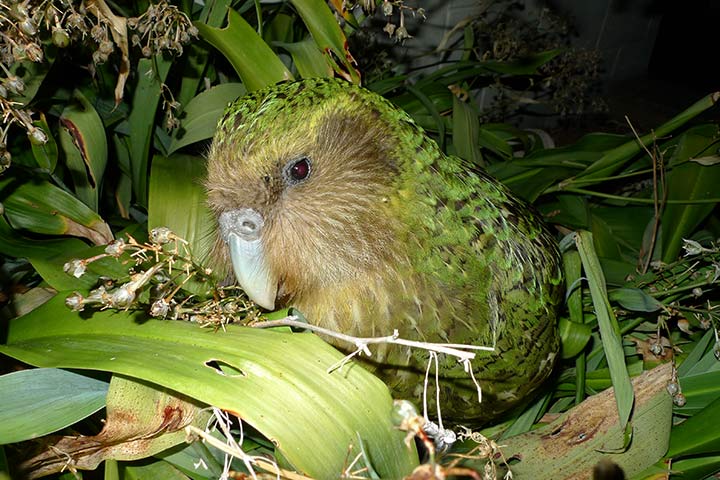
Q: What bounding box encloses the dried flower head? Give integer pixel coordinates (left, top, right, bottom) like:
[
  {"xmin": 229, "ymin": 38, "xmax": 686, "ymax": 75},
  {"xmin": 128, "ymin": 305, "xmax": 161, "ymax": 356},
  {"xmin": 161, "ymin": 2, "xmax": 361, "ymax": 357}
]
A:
[{"xmin": 64, "ymin": 259, "xmax": 87, "ymax": 278}]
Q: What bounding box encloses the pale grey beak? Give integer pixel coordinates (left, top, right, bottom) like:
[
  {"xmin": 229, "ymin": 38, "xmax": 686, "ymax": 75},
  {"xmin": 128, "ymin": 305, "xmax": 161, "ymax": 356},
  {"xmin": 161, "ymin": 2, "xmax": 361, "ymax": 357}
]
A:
[{"xmin": 218, "ymin": 208, "xmax": 277, "ymax": 310}]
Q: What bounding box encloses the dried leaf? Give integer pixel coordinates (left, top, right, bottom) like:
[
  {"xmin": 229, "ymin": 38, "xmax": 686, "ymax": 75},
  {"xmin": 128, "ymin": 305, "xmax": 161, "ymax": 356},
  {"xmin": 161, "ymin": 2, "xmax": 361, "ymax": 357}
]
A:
[
  {"xmin": 18, "ymin": 376, "xmax": 209, "ymax": 478},
  {"xmin": 499, "ymin": 363, "xmax": 673, "ymax": 479},
  {"xmin": 86, "ymin": 0, "xmax": 130, "ymax": 105}
]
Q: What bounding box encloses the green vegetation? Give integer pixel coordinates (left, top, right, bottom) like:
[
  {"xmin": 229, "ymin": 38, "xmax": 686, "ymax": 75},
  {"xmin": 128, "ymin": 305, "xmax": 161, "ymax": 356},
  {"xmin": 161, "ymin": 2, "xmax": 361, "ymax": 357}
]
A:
[{"xmin": 1, "ymin": 0, "xmax": 719, "ymax": 478}]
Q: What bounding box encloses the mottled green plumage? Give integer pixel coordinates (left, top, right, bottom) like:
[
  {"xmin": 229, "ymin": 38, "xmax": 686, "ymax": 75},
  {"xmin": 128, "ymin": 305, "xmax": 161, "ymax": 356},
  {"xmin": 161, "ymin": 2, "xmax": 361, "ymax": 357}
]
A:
[{"xmin": 207, "ymin": 77, "xmax": 563, "ymax": 423}]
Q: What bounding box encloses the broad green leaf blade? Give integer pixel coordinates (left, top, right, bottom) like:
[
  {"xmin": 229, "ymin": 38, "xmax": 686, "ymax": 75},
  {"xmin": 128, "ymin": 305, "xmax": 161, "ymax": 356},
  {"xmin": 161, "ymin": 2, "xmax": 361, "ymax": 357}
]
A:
[
  {"xmin": 0, "ymin": 296, "xmax": 418, "ymax": 478},
  {"xmin": 158, "ymin": 441, "xmax": 225, "ymax": 479},
  {"xmin": 677, "ymin": 371, "xmax": 720, "ymax": 415},
  {"xmin": 0, "ymin": 215, "xmax": 86, "ymax": 260},
  {"xmin": 289, "ymin": 0, "xmax": 361, "ymax": 83},
  {"xmin": 168, "ymin": 83, "xmax": 246, "ymax": 154},
  {"xmin": 452, "ymin": 95, "xmax": 483, "ymax": 166},
  {"xmin": 148, "ymin": 154, "xmax": 214, "ymax": 266},
  {"xmin": 660, "ymin": 128, "xmax": 720, "ymax": 262},
  {"xmin": 575, "ymin": 91, "xmax": 720, "ymax": 183},
  {"xmin": 667, "ymin": 455, "xmax": 720, "ymax": 479},
  {"xmin": 563, "ymin": 249, "xmax": 584, "ymax": 325},
  {"xmin": 30, "ymin": 114, "xmax": 58, "ymax": 173},
  {"xmin": 176, "ymin": 0, "xmax": 231, "ymax": 110},
  {"xmin": 58, "ymin": 90, "xmax": 108, "ymax": 211},
  {"xmin": 476, "ymin": 49, "xmax": 561, "ymax": 75},
  {"xmin": 126, "ymin": 56, "xmax": 172, "ymax": 207},
  {"xmin": 609, "ymin": 288, "xmax": 664, "ymax": 312},
  {"xmin": 0, "ymin": 368, "xmax": 108, "ymax": 444},
  {"xmin": 667, "ymin": 394, "xmax": 720, "ymax": 458},
  {"xmin": 195, "ymin": 10, "xmax": 293, "ymax": 92},
  {"xmin": 10, "ymin": 60, "xmax": 49, "ymax": 105},
  {"xmin": 277, "ymin": 37, "xmax": 334, "ymax": 79},
  {"xmin": 500, "ymin": 392, "xmax": 551, "ymax": 439},
  {"xmin": 0, "ymin": 176, "xmax": 112, "ymax": 245},
  {"xmin": 575, "ymin": 231, "xmax": 634, "ymax": 429},
  {"xmin": 29, "ymin": 241, "xmax": 135, "ymax": 292},
  {"xmin": 477, "ymin": 124, "xmax": 514, "ymax": 159},
  {"xmin": 121, "ymin": 461, "xmax": 189, "ymax": 480},
  {"xmin": 558, "ymin": 317, "xmax": 592, "ymax": 359}
]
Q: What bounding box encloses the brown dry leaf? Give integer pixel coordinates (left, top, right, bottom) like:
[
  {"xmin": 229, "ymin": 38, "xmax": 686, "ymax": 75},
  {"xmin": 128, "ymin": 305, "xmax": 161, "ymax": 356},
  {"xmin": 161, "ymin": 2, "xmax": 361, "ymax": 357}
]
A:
[
  {"xmin": 499, "ymin": 363, "xmax": 673, "ymax": 480},
  {"xmin": 632, "ymin": 335, "xmax": 676, "ymax": 362},
  {"xmin": 86, "ymin": 0, "xmax": 130, "ymax": 106},
  {"xmin": 17, "ymin": 375, "xmax": 210, "ymax": 479},
  {"xmin": 64, "ymin": 216, "xmax": 113, "ymax": 245}
]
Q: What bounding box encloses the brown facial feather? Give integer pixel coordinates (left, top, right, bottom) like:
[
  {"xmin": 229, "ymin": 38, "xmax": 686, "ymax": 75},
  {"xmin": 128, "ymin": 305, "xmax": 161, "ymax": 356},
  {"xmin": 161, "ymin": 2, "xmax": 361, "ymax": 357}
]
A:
[{"xmin": 206, "ymin": 102, "xmax": 409, "ymax": 304}]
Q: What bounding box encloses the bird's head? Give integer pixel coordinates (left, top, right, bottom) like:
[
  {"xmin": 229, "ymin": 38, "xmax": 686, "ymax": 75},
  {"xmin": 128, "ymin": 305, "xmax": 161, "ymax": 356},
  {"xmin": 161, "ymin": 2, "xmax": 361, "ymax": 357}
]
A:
[{"xmin": 206, "ymin": 78, "xmax": 417, "ymax": 310}]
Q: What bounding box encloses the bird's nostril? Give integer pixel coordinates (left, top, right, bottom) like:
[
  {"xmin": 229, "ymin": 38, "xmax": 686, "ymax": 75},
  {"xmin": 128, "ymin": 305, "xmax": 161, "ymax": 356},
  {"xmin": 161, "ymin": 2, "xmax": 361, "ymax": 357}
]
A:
[{"xmin": 219, "ymin": 208, "xmax": 264, "ymax": 243}]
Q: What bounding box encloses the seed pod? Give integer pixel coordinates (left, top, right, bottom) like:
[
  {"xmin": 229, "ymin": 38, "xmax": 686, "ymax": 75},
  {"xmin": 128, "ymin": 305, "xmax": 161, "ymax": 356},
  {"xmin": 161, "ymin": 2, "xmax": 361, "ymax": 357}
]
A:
[
  {"xmin": 5, "ymin": 76, "xmax": 25, "ymax": 95},
  {"xmin": 382, "ymin": 1, "xmax": 393, "ymax": 16},
  {"xmin": 10, "ymin": 3, "xmax": 30, "ymax": 21},
  {"xmin": 19, "ymin": 18, "xmax": 37, "ymax": 36},
  {"xmin": 673, "ymin": 393, "xmax": 687, "ymax": 407},
  {"xmin": 98, "ymin": 40, "xmax": 114, "ymax": 55},
  {"xmin": 52, "ymin": 27, "xmax": 71, "ymax": 48},
  {"xmin": 65, "ymin": 292, "xmax": 85, "ymax": 311},
  {"xmin": 649, "ymin": 342, "xmax": 663, "ymax": 356},
  {"xmin": 24, "ymin": 43, "xmax": 43, "ymax": 62},
  {"xmin": 27, "ymin": 126, "xmax": 48, "ymax": 145},
  {"xmin": 63, "ymin": 259, "xmax": 87, "ymax": 278}
]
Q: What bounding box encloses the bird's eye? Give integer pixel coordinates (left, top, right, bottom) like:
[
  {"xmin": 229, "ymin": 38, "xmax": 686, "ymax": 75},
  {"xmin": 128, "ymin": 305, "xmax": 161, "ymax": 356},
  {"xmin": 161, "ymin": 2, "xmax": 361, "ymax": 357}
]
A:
[{"xmin": 284, "ymin": 156, "xmax": 312, "ymax": 185}]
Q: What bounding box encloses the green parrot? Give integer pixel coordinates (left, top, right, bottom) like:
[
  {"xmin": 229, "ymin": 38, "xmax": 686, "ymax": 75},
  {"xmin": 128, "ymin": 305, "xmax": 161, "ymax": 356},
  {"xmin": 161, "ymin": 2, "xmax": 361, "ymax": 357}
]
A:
[{"xmin": 206, "ymin": 77, "xmax": 563, "ymax": 424}]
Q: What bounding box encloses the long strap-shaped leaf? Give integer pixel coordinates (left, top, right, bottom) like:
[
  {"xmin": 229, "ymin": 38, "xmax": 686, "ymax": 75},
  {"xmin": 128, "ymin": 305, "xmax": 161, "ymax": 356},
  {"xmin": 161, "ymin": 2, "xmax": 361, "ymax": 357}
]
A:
[
  {"xmin": 575, "ymin": 230, "xmax": 635, "ymax": 430},
  {"xmin": 195, "ymin": 9, "xmax": 293, "ymax": 92},
  {"xmin": 0, "ymin": 295, "xmax": 418, "ymax": 478},
  {"xmin": 289, "ymin": 0, "xmax": 361, "ymax": 84}
]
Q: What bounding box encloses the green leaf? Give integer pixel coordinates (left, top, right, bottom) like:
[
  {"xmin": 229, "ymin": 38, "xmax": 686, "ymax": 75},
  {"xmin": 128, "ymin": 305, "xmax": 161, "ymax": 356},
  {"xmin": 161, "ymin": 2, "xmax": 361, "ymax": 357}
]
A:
[
  {"xmin": 0, "ymin": 368, "xmax": 108, "ymax": 444},
  {"xmin": 289, "ymin": 0, "xmax": 361, "ymax": 83},
  {"xmin": 0, "ymin": 176, "xmax": 112, "ymax": 245},
  {"xmin": 661, "ymin": 130, "xmax": 720, "ymax": 262},
  {"xmin": 30, "ymin": 114, "xmax": 58, "ymax": 173},
  {"xmin": 158, "ymin": 441, "xmax": 225, "ymax": 479},
  {"xmin": 575, "ymin": 231, "xmax": 635, "ymax": 429},
  {"xmin": 452, "ymin": 95, "xmax": 483, "ymax": 166},
  {"xmin": 148, "ymin": 154, "xmax": 215, "ymax": 295},
  {"xmin": 477, "ymin": 124, "xmax": 515, "ymax": 159},
  {"xmin": 168, "ymin": 83, "xmax": 246, "ymax": 154},
  {"xmin": 195, "ymin": 9, "xmax": 293, "ymax": 92},
  {"xmin": 10, "ymin": 60, "xmax": 49, "ymax": 105},
  {"xmin": 610, "ymin": 288, "xmax": 664, "ymax": 312},
  {"xmin": 0, "ymin": 296, "xmax": 419, "ymax": 478},
  {"xmin": 58, "ymin": 90, "xmax": 109, "ymax": 211},
  {"xmin": 121, "ymin": 461, "xmax": 189, "ymax": 480},
  {"xmin": 500, "ymin": 392, "xmax": 551, "ymax": 439},
  {"xmin": 575, "ymin": 91, "xmax": 720, "ymax": 184},
  {"xmin": 668, "ymin": 394, "xmax": 720, "ymax": 458},
  {"xmin": 126, "ymin": 56, "xmax": 172, "ymax": 207},
  {"xmin": 668, "ymin": 455, "xmax": 720, "ymax": 479},
  {"xmin": 29, "ymin": 242, "xmax": 134, "ymax": 292},
  {"xmin": 0, "ymin": 215, "xmax": 86, "ymax": 260},
  {"xmin": 148, "ymin": 154, "xmax": 214, "ymax": 263},
  {"xmin": 559, "ymin": 317, "xmax": 592, "ymax": 359},
  {"xmin": 277, "ymin": 37, "xmax": 334, "ymax": 79}
]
